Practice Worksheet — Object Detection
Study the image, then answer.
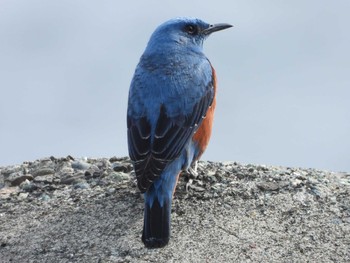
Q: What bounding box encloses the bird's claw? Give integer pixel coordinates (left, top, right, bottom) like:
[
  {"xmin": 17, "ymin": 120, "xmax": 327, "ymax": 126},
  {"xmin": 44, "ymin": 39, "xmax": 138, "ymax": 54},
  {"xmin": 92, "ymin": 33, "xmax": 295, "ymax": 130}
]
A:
[
  {"xmin": 185, "ymin": 161, "xmax": 199, "ymax": 192},
  {"xmin": 187, "ymin": 166, "xmax": 198, "ymax": 178},
  {"xmin": 186, "ymin": 178, "xmax": 193, "ymax": 192}
]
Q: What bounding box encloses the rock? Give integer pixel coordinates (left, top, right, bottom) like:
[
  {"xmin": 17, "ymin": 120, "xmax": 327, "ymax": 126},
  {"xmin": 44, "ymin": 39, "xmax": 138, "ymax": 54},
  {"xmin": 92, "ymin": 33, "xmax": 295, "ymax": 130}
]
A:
[
  {"xmin": 0, "ymin": 187, "xmax": 20, "ymax": 199},
  {"xmin": 40, "ymin": 194, "xmax": 51, "ymax": 202},
  {"xmin": 18, "ymin": 192, "xmax": 29, "ymax": 200},
  {"xmin": 96, "ymin": 160, "xmax": 110, "ymax": 170},
  {"xmin": 71, "ymin": 160, "xmax": 91, "ymax": 170},
  {"xmin": 291, "ymin": 178, "xmax": 303, "ymax": 187},
  {"xmin": 34, "ymin": 174, "xmax": 54, "ymax": 184},
  {"xmin": 6, "ymin": 173, "xmax": 34, "ymax": 186},
  {"xmin": 57, "ymin": 167, "xmax": 74, "ymax": 177},
  {"xmin": 60, "ymin": 173, "xmax": 84, "ymax": 185},
  {"xmin": 112, "ymin": 162, "xmax": 133, "ymax": 173},
  {"xmin": 109, "ymin": 156, "xmax": 129, "ymax": 163},
  {"xmin": 110, "ymin": 172, "xmax": 130, "ymax": 182},
  {"xmin": 188, "ymin": 184, "xmax": 206, "ymax": 192},
  {"xmin": 1, "ymin": 156, "xmax": 349, "ymax": 262},
  {"xmin": 1, "ymin": 165, "xmax": 22, "ymax": 177},
  {"xmin": 107, "ymin": 187, "xmax": 116, "ymax": 194},
  {"xmin": 32, "ymin": 168, "xmax": 55, "ymax": 177},
  {"xmin": 257, "ymin": 181, "xmax": 281, "ymax": 191},
  {"xmin": 74, "ymin": 182, "xmax": 90, "ymax": 189},
  {"xmin": 19, "ymin": 179, "xmax": 38, "ymax": 192}
]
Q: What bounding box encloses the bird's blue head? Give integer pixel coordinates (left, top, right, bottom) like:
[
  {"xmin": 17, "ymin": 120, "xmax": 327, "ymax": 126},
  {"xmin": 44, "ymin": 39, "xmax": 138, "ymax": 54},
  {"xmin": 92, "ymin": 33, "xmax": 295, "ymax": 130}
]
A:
[{"xmin": 144, "ymin": 17, "xmax": 232, "ymax": 55}]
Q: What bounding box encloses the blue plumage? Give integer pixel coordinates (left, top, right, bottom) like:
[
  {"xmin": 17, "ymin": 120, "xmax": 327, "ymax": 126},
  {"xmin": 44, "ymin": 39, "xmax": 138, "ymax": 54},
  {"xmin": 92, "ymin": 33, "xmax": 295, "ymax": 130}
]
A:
[{"xmin": 127, "ymin": 17, "xmax": 232, "ymax": 248}]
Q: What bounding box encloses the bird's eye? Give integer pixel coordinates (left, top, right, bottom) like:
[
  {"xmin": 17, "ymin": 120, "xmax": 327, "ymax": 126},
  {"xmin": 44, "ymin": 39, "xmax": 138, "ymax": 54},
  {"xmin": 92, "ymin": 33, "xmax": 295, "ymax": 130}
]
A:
[{"xmin": 185, "ymin": 24, "xmax": 198, "ymax": 35}]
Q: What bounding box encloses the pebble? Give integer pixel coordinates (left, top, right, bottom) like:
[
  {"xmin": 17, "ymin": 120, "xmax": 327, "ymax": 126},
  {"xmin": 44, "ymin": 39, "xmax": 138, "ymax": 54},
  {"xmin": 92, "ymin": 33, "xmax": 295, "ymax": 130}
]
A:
[
  {"xmin": 1, "ymin": 165, "xmax": 22, "ymax": 176},
  {"xmin": 257, "ymin": 181, "xmax": 280, "ymax": 191},
  {"xmin": 0, "ymin": 187, "xmax": 19, "ymax": 199},
  {"xmin": 7, "ymin": 173, "xmax": 33, "ymax": 186},
  {"xmin": 72, "ymin": 160, "xmax": 91, "ymax": 170},
  {"xmin": 188, "ymin": 184, "xmax": 205, "ymax": 192},
  {"xmin": 20, "ymin": 179, "xmax": 38, "ymax": 192},
  {"xmin": 58, "ymin": 167, "xmax": 75, "ymax": 177},
  {"xmin": 34, "ymin": 174, "xmax": 54, "ymax": 184},
  {"xmin": 18, "ymin": 192, "xmax": 29, "ymax": 199},
  {"xmin": 110, "ymin": 172, "xmax": 130, "ymax": 182},
  {"xmin": 107, "ymin": 187, "xmax": 116, "ymax": 194},
  {"xmin": 74, "ymin": 182, "xmax": 90, "ymax": 190},
  {"xmin": 112, "ymin": 162, "xmax": 133, "ymax": 173},
  {"xmin": 40, "ymin": 194, "xmax": 51, "ymax": 202},
  {"xmin": 61, "ymin": 174, "xmax": 84, "ymax": 185},
  {"xmin": 33, "ymin": 168, "xmax": 55, "ymax": 177}
]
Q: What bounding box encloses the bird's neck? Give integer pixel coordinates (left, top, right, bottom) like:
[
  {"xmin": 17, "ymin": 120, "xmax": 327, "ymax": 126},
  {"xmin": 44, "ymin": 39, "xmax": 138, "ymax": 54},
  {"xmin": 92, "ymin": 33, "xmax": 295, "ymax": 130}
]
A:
[{"xmin": 141, "ymin": 45, "xmax": 205, "ymax": 68}]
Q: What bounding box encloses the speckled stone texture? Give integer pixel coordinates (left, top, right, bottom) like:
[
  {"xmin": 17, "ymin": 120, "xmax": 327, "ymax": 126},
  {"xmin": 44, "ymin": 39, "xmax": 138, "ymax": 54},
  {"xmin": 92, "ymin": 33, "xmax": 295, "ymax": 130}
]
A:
[{"xmin": 0, "ymin": 156, "xmax": 349, "ymax": 262}]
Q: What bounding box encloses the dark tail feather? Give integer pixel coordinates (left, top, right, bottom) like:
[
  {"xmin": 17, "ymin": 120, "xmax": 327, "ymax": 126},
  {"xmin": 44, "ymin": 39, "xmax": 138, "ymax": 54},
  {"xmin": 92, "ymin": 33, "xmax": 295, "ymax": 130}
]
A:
[{"xmin": 142, "ymin": 197, "xmax": 171, "ymax": 248}]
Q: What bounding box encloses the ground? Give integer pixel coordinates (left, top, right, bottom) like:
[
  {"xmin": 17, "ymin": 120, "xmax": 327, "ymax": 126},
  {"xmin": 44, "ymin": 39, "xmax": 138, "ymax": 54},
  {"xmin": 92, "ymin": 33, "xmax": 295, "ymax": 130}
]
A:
[{"xmin": 0, "ymin": 156, "xmax": 349, "ymax": 262}]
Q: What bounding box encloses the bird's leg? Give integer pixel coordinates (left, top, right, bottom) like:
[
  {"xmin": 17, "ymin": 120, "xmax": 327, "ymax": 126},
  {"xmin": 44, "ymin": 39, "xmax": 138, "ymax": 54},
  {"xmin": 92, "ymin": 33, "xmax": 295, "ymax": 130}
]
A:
[
  {"xmin": 186, "ymin": 161, "xmax": 198, "ymax": 192},
  {"xmin": 187, "ymin": 161, "xmax": 198, "ymax": 177}
]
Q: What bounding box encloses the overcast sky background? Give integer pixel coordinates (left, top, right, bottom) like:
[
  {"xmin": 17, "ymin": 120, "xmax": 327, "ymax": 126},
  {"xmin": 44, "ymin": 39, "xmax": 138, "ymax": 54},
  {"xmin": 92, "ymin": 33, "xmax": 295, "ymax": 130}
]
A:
[{"xmin": 0, "ymin": 0, "xmax": 349, "ymax": 172}]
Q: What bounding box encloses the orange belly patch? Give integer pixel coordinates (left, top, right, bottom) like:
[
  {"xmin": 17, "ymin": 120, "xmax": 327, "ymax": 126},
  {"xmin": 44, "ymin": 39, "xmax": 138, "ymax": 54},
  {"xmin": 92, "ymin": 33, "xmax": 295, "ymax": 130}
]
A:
[{"xmin": 192, "ymin": 66, "xmax": 217, "ymax": 160}]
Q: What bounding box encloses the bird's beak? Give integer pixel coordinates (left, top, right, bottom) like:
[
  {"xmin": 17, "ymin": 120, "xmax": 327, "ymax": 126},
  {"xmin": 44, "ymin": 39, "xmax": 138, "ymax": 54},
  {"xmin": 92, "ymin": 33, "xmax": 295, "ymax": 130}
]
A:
[{"xmin": 202, "ymin": 23, "xmax": 233, "ymax": 35}]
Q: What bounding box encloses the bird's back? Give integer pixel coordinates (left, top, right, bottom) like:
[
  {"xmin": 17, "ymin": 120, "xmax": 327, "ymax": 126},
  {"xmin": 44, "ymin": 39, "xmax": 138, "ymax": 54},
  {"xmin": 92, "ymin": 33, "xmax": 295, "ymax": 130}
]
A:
[{"xmin": 128, "ymin": 48, "xmax": 214, "ymax": 190}]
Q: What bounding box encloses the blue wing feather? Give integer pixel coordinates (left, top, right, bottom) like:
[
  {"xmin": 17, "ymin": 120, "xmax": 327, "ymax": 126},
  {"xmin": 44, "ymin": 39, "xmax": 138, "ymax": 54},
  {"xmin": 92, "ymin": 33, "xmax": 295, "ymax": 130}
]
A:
[{"xmin": 127, "ymin": 55, "xmax": 214, "ymax": 192}]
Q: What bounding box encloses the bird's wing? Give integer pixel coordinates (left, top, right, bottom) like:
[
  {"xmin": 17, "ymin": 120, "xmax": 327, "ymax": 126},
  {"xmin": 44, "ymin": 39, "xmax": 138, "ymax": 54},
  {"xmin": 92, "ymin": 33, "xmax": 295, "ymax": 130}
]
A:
[{"xmin": 127, "ymin": 60, "xmax": 214, "ymax": 193}]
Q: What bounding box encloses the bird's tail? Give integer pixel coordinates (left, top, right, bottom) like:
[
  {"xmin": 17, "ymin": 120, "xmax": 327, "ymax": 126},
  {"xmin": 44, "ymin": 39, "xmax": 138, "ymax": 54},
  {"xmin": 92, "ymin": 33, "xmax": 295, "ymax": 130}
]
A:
[{"xmin": 142, "ymin": 193, "xmax": 172, "ymax": 248}]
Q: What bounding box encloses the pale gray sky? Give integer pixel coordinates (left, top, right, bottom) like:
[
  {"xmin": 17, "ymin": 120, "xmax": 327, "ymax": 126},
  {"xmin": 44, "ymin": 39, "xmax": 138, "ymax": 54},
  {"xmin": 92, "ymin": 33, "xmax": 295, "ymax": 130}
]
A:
[{"xmin": 0, "ymin": 0, "xmax": 349, "ymax": 172}]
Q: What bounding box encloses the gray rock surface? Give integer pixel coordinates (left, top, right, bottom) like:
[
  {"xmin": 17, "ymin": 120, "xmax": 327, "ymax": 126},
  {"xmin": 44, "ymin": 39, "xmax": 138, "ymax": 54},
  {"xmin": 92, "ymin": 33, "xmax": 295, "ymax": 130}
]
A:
[{"xmin": 0, "ymin": 156, "xmax": 349, "ymax": 262}]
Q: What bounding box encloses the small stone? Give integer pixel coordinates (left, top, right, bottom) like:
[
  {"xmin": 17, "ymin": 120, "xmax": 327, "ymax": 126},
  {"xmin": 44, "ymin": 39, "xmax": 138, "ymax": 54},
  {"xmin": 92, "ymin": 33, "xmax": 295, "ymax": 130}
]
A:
[
  {"xmin": 211, "ymin": 183, "xmax": 224, "ymax": 191},
  {"xmin": 110, "ymin": 172, "xmax": 130, "ymax": 182},
  {"xmin": 107, "ymin": 187, "xmax": 116, "ymax": 194},
  {"xmin": 84, "ymin": 171, "xmax": 92, "ymax": 178},
  {"xmin": 188, "ymin": 184, "xmax": 205, "ymax": 192},
  {"xmin": 18, "ymin": 192, "xmax": 29, "ymax": 199},
  {"xmin": 74, "ymin": 182, "xmax": 90, "ymax": 189},
  {"xmin": 109, "ymin": 156, "xmax": 128, "ymax": 163},
  {"xmin": 58, "ymin": 167, "xmax": 74, "ymax": 176},
  {"xmin": 20, "ymin": 179, "xmax": 38, "ymax": 192},
  {"xmin": 257, "ymin": 165, "xmax": 269, "ymax": 172},
  {"xmin": 292, "ymin": 179, "xmax": 303, "ymax": 187},
  {"xmin": 0, "ymin": 187, "xmax": 20, "ymax": 199},
  {"xmin": 6, "ymin": 172, "xmax": 33, "ymax": 187},
  {"xmin": 85, "ymin": 165, "xmax": 101, "ymax": 178},
  {"xmin": 236, "ymin": 173, "xmax": 245, "ymax": 179},
  {"xmin": 248, "ymin": 167, "xmax": 255, "ymax": 173},
  {"xmin": 96, "ymin": 160, "xmax": 110, "ymax": 170},
  {"xmin": 257, "ymin": 181, "xmax": 280, "ymax": 191},
  {"xmin": 34, "ymin": 174, "xmax": 54, "ymax": 184},
  {"xmin": 112, "ymin": 162, "xmax": 133, "ymax": 173},
  {"xmin": 33, "ymin": 168, "xmax": 55, "ymax": 177},
  {"xmin": 224, "ymin": 203, "xmax": 232, "ymax": 209},
  {"xmin": 60, "ymin": 174, "xmax": 84, "ymax": 185},
  {"xmin": 206, "ymin": 170, "xmax": 216, "ymax": 177},
  {"xmin": 40, "ymin": 194, "xmax": 51, "ymax": 201},
  {"xmin": 1, "ymin": 165, "xmax": 22, "ymax": 177},
  {"xmin": 72, "ymin": 161, "xmax": 91, "ymax": 170}
]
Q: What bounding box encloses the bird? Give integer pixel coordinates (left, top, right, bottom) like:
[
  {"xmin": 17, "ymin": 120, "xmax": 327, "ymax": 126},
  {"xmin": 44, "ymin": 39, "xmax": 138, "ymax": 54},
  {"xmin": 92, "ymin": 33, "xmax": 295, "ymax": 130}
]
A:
[{"xmin": 127, "ymin": 17, "xmax": 232, "ymax": 248}]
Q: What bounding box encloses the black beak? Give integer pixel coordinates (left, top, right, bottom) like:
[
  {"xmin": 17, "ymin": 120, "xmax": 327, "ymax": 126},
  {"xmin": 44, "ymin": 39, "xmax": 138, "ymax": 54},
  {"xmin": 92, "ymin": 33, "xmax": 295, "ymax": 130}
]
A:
[{"xmin": 203, "ymin": 23, "xmax": 233, "ymax": 35}]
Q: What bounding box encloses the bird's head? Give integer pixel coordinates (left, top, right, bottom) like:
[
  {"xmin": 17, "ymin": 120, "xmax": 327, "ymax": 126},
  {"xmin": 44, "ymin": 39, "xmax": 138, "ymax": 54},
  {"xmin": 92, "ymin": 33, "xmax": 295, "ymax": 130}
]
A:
[{"xmin": 144, "ymin": 17, "xmax": 232, "ymax": 55}]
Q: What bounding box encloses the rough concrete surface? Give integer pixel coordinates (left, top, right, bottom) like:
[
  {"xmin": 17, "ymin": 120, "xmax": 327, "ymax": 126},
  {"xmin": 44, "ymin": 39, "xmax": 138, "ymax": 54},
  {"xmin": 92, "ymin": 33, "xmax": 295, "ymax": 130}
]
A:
[{"xmin": 0, "ymin": 156, "xmax": 349, "ymax": 262}]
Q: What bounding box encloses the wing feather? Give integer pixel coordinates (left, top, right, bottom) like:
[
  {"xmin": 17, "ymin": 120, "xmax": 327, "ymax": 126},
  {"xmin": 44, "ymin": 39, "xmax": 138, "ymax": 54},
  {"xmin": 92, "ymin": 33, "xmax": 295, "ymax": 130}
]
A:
[{"xmin": 127, "ymin": 64, "xmax": 215, "ymax": 192}]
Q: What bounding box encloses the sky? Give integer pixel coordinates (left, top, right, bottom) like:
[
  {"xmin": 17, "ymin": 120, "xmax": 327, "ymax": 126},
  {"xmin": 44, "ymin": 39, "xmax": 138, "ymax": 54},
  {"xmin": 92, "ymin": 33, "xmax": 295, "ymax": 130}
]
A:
[{"xmin": 0, "ymin": 0, "xmax": 349, "ymax": 172}]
